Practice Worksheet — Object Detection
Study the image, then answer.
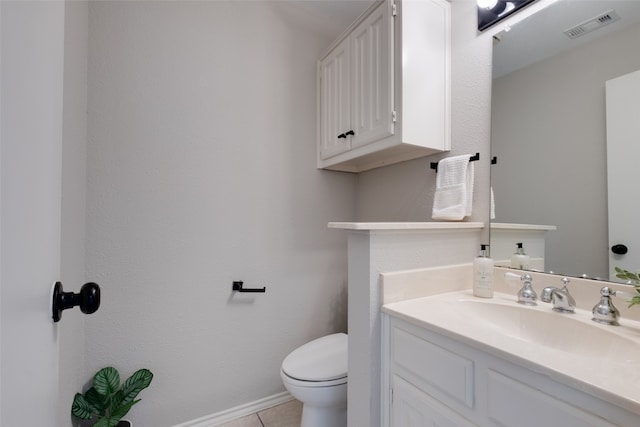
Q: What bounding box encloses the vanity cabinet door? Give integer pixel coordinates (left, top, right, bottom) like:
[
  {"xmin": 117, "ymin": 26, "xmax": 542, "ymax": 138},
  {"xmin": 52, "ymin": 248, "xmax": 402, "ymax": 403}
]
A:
[
  {"xmin": 485, "ymin": 370, "xmax": 619, "ymax": 427},
  {"xmin": 318, "ymin": 38, "xmax": 351, "ymax": 160},
  {"xmin": 392, "ymin": 375, "xmax": 476, "ymax": 427}
]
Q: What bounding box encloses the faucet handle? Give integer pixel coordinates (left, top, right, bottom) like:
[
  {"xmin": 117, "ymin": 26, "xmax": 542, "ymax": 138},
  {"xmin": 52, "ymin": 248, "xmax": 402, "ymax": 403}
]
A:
[
  {"xmin": 504, "ymin": 272, "xmax": 538, "ymax": 305},
  {"xmin": 517, "ymin": 274, "xmax": 538, "ymax": 306},
  {"xmin": 592, "ymin": 286, "xmax": 621, "ymax": 326},
  {"xmin": 591, "ymin": 286, "xmax": 635, "ymax": 325}
]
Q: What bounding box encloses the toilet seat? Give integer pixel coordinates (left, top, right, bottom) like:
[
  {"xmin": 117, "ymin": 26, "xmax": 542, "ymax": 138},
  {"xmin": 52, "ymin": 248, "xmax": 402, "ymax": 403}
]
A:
[
  {"xmin": 281, "ymin": 370, "xmax": 347, "ymax": 388},
  {"xmin": 281, "ymin": 333, "xmax": 347, "ymax": 383}
]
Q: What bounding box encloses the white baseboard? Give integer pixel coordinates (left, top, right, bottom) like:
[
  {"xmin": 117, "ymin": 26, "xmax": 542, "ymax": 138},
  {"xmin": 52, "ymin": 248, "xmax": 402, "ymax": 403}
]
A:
[{"xmin": 172, "ymin": 392, "xmax": 295, "ymax": 427}]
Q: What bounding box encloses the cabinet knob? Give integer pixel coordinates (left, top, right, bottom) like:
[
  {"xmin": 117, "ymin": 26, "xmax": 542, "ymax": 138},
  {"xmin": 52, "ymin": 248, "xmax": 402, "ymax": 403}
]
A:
[
  {"xmin": 345, "ymin": 130, "xmax": 355, "ymax": 136},
  {"xmin": 337, "ymin": 133, "xmax": 346, "ymax": 139}
]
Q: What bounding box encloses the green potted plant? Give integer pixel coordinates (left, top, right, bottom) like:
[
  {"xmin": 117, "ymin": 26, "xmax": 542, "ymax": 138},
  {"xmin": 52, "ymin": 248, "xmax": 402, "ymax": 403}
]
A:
[
  {"xmin": 72, "ymin": 367, "xmax": 153, "ymax": 427},
  {"xmin": 614, "ymin": 267, "xmax": 640, "ymax": 307}
]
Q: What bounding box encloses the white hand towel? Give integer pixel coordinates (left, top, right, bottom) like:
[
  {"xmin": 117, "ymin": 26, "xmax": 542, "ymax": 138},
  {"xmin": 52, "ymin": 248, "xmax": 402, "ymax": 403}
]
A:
[
  {"xmin": 490, "ymin": 186, "xmax": 496, "ymax": 220},
  {"xmin": 431, "ymin": 155, "xmax": 474, "ymax": 220},
  {"xmin": 465, "ymin": 161, "xmax": 474, "ymax": 217}
]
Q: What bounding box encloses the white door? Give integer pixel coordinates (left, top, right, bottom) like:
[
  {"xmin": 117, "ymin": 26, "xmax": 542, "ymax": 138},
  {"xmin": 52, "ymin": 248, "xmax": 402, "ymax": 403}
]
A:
[
  {"xmin": 606, "ymin": 69, "xmax": 640, "ymax": 279},
  {"xmin": 1, "ymin": 1, "xmax": 66, "ymax": 424}
]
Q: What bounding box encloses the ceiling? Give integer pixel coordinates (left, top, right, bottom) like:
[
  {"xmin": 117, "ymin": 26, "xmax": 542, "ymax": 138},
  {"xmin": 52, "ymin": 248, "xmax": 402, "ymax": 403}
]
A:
[
  {"xmin": 302, "ymin": 0, "xmax": 375, "ymax": 35},
  {"xmin": 493, "ymin": 0, "xmax": 640, "ymax": 78}
]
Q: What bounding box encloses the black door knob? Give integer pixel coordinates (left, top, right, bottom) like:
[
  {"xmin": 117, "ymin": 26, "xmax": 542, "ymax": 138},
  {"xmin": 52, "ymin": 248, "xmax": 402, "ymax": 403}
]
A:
[
  {"xmin": 611, "ymin": 244, "xmax": 628, "ymax": 255},
  {"xmin": 52, "ymin": 281, "xmax": 101, "ymax": 322}
]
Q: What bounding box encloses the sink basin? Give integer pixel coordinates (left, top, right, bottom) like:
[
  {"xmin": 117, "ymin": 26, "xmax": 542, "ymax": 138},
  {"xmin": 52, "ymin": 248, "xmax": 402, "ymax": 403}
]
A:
[{"xmin": 451, "ymin": 297, "xmax": 639, "ymax": 363}]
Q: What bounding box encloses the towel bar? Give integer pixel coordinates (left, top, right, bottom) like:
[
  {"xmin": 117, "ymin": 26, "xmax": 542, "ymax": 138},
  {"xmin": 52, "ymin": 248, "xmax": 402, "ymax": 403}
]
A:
[{"xmin": 431, "ymin": 152, "xmax": 480, "ymax": 172}]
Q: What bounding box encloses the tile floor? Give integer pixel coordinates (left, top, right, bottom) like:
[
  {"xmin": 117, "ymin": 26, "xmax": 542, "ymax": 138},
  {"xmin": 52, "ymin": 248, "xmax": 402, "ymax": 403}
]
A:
[{"xmin": 217, "ymin": 399, "xmax": 302, "ymax": 427}]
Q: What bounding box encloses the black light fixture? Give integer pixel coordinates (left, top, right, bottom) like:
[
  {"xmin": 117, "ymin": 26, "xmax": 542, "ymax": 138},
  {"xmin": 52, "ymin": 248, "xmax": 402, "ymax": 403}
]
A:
[{"xmin": 477, "ymin": 0, "xmax": 537, "ymax": 31}]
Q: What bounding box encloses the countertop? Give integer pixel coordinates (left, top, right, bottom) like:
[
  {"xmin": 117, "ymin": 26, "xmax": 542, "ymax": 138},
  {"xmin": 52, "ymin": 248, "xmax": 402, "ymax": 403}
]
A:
[{"xmin": 383, "ymin": 290, "xmax": 640, "ymax": 417}]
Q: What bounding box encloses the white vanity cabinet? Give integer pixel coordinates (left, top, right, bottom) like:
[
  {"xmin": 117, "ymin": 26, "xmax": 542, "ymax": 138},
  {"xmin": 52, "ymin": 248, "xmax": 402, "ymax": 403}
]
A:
[
  {"xmin": 317, "ymin": 0, "xmax": 450, "ymax": 173},
  {"xmin": 383, "ymin": 315, "xmax": 639, "ymax": 427},
  {"xmin": 392, "ymin": 375, "xmax": 476, "ymax": 427}
]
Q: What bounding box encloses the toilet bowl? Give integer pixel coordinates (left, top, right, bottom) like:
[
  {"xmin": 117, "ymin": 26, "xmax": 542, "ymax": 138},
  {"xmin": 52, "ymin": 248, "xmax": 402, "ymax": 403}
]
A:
[{"xmin": 280, "ymin": 333, "xmax": 348, "ymax": 427}]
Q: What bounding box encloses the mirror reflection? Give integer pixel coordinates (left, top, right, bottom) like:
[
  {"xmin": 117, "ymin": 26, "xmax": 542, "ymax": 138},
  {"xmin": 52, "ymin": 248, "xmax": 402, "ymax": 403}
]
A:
[{"xmin": 490, "ymin": 0, "xmax": 640, "ymax": 283}]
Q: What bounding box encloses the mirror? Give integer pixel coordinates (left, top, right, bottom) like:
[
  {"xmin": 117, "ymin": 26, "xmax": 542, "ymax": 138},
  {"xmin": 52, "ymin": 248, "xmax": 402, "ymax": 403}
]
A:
[{"xmin": 490, "ymin": 0, "xmax": 640, "ymax": 283}]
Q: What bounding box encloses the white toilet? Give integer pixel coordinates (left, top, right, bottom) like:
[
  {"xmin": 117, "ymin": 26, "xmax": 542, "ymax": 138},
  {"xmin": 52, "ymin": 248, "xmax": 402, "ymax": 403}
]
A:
[{"xmin": 280, "ymin": 333, "xmax": 348, "ymax": 427}]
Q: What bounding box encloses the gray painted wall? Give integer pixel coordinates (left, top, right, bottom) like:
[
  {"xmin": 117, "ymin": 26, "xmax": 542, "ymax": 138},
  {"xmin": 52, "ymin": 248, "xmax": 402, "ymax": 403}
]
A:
[
  {"xmin": 85, "ymin": 2, "xmax": 357, "ymax": 425},
  {"xmin": 74, "ymin": 0, "xmax": 495, "ymax": 425}
]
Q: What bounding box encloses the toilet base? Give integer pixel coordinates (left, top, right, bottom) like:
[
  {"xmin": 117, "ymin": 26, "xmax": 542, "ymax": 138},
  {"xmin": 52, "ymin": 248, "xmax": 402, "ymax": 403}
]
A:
[{"xmin": 300, "ymin": 402, "xmax": 347, "ymax": 427}]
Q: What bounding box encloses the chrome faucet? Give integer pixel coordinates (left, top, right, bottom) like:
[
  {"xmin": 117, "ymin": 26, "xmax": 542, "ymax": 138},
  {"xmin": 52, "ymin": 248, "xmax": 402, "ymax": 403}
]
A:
[
  {"xmin": 541, "ymin": 277, "xmax": 575, "ymax": 313},
  {"xmin": 592, "ymin": 286, "xmax": 622, "ymax": 326},
  {"xmin": 516, "ymin": 274, "xmax": 537, "ymax": 306},
  {"xmin": 504, "ymin": 272, "xmax": 538, "ymax": 305}
]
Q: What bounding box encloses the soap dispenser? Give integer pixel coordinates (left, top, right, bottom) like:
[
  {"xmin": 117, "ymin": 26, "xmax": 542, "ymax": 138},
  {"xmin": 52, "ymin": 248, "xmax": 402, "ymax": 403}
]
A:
[
  {"xmin": 510, "ymin": 242, "xmax": 530, "ymax": 270},
  {"xmin": 473, "ymin": 244, "xmax": 494, "ymax": 298}
]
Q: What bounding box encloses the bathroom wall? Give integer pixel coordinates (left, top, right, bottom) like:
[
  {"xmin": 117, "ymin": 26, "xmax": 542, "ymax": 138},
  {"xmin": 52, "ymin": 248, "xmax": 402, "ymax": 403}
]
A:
[
  {"xmin": 85, "ymin": 1, "xmax": 359, "ymax": 425},
  {"xmin": 84, "ymin": 0, "xmax": 500, "ymax": 425},
  {"xmin": 355, "ymin": 0, "xmax": 493, "ymax": 238},
  {"xmin": 59, "ymin": 1, "xmax": 89, "ymax": 425},
  {"xmin": 492, "ymin": 22, "xmax": 640, "ymax": 277}
]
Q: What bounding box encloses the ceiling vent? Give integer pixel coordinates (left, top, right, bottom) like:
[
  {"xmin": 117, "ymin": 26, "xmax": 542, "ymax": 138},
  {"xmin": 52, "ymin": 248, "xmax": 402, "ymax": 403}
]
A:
[{"xmin": 563, "ymin": 10, "xmax": 621, "ymax": 40}]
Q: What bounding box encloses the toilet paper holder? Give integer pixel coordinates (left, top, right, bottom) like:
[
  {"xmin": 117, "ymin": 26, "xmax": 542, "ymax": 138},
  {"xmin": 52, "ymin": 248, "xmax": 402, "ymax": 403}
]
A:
[{"xmin": 232, "ymin": 281, "xmax": 266, "ymax": 293}]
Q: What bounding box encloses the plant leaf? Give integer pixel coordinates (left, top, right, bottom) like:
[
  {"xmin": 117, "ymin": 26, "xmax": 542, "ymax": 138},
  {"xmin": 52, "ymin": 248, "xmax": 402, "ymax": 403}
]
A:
[
  {"xmin": 84, "ymin": 387, "xmax": 107, "ymax": 415},
  {"xmin": 94, "ymin": 367, "xmax": 120, "ymax": 397},
  {"xmin": 112, "ymin": 399, "xmax": 140, "ymax": 420},
  {"xmin": 111, "ymin": 390, "xmax": 125, "ymax": 411},
  {"xmin": 117, "ymin": 369, "xmax": 153, "ymax": 408},
  {"xmin": 614, "ymin": 267, "xmax": 640, "ymax": 284},
  {"xmin": 629, "ymin": 295, "xmax": 640, "ymax": 307},
  {"xmin": 71, "ymin": 393, "xmax": 96, "ymax": 420}
]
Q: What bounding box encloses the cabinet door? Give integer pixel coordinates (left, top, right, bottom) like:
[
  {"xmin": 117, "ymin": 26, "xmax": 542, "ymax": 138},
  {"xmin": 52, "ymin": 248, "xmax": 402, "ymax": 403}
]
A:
[
  {"xmin": 319, "ymin": 38, "xmax": 351, "ymax": 159},
  {"xmin": 486, "ymin": 370, "xmax": 619, "ymax": 427},
  {"xmin": 392, "ymin": 376, "xmax": 476, "ymax": 427},
  {"xmin": 350, "ymin": 2, "xmax": 393, "ymax": 149}
]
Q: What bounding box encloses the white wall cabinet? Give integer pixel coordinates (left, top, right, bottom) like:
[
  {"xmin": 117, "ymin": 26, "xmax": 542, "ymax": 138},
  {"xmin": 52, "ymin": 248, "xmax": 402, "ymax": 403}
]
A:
[
  {"xmin": 317, "ymin": 0, "xmax": 451, "ymax": 173},
  {"xmin": 384, "ymin": 315, "xmax": 639, "ymax": 427}
]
